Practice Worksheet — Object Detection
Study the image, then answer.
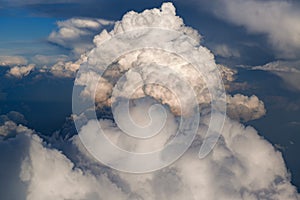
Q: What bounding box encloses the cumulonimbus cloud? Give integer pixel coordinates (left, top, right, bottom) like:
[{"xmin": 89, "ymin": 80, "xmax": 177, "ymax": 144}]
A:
[
  {"xmin": 74, "ymin": 2, "xmax": 262, "ymax": 121},
  {"xmin": 0, "ymin": 2, "xmax": 299, "ymax": 200}
]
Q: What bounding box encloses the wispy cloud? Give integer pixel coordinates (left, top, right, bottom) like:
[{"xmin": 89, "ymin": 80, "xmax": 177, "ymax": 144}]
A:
[
  {"xmin": 252, "ymin": 60, "xmax": 300, "ymax": 91},
  {"xmin": 199, "ymin": 0, "xmax": 300, "ymax": 59}
]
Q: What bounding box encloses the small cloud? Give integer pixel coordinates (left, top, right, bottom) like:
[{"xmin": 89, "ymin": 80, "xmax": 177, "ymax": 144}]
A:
[
  {"xmin": 0, "ymin": 111, "xmax": 30, "ymax": 138},
  {"xmin": 6, "ymin": 64, "xmax": 35, "ymax": 78},
  {"xmin": 252, "ymin": 60, "xmax": 300, "ymax": 91},
  {"xmin": 48, "ymin": 18, "xmax": 114, "ymax": 55},
  {"xmin": 227, "ymin": 94, "xmax": 266, "ymax": 122},
  {"xmin": 0, "ymin": 56, "xmax": 28, "ymax": 66},
  {"xmin": 213, "ymin": 44, "xmax": 240, "ymax": 58},
  {"xmin": 37, "ymin": 54, "xmax": 87, "ymax": 78}
]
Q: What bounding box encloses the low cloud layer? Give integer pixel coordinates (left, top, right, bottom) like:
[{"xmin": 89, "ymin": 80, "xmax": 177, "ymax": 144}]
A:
[{"xmin": 0, "ymin": 113, "xmax": 299, "ymax": 199}]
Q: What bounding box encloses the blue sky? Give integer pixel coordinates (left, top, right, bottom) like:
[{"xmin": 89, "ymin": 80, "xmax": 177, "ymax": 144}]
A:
[{"xmin": 0, "ymin": 0, "xmax": 278, "ymax": 65}]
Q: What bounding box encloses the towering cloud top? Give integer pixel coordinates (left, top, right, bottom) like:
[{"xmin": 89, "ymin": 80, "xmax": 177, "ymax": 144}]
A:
[{"xmin": 0, "ymin": 2, "xmax": 299, "ymax": 200}]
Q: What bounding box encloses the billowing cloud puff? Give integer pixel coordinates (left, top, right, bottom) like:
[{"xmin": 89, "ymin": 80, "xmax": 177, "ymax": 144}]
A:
[
  {"xmin": 75, "ymin": 2, "xmax": 262, "ymax": 122},
  {"xmin": 0, "ymin": 55, "xmax": 28, "ymax": 66},
  {"xmin": 218, "ymin": 64, "xmax": 237, "ymax": 89},
  {"xmin": 227, "ymin": 94, "xmax": 266, "ymax": 122},
  {"xmin": 205, "ymin": 0, "xmax": 300, "ymax": 58},
  {"xmin": 75, "ymin": 2, "xmax": 229, "ymax": 117},
  {"xmin": 171, "ymin": 116, "xmax": 299, "ymax": 199},
  {"xmin": 6, "ymin": 64, "xmax": 35, "ymax": 78},
  {"xmin": 76, "ymin": 48, "xmax": 216, "ymax": 116},
  {"xmin": 49, "ymin": 18, "xmax": 114, "ymax": 55},
  {"xmin": 67, "ymin": 114, "xmax": 299, "ymax": 200},
  {"xmin": 0, "ymin": 111, "xmax": 30, "ymax": 138},
  {"xmin": 46, "ymin": 54, "xmax": 87, "ymax": 78},
  {"xmin": 0, "ymin": 121, "xmax": 32, "ymax": 138},
  {"xmin": 20, "ymin": 134, "xmax": 129, "ymax": 200},
  {"xmin": 0, "ymin": 118, "xmax": 130, "ymax": 200}
]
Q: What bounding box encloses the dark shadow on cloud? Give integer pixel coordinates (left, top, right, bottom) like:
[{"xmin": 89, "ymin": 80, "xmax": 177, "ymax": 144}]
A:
[{"xmin": 0, "ymin": 134, "xmax": 30, "ymax": 200}]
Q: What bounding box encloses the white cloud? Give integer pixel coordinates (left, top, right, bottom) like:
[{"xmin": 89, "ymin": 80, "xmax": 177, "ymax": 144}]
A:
[
  {"xmin": 0, "ymin": 120, "xmax": 129, "ymax": 200},
  {"xmin": 46, "ymin": 54, "xmax": 87, "ymax": 78},
  {"xmin": 252, "ymin": 60, "xmax": 300, "ymax": 91},
  {"xmin": 252, "ymin": 60, "xmax": 300, "ymax": 73},
  {"xmin": 173, "ymin": 116, "xmax": 299, "ymax": 199},
  {"xmin": 49, "ymin": 18, "xmax": 114, "ymax": 55},
  {"xmin": 6, "ymin": 64, "xmax": 35, "ymax": 78},
  {"xmin": 0, "ymin": 112, "xmax": 30, "ymax": 138},
  {"xmin": 0, "ymin": 121, "xmax": 32, "ymax": 138},
  {"xmin": 20, "ymin": 134, "xmax": 128, "ymax": 200},
  {"xmin": 213, "ymin": 44, "xmax": 240, "ymax": 58},
  {"xmin": 0, "ymin": 3, "xmax": 299, "ymax": 200},
  {"xmin": 76, "ymin": 2, "xmax": 261, "ymax": 123},
  {"xmin": 0, "ymin": 55, "xmax": 28, "ymax": 66},
  {"xmin": 208, "ymin": 0, "xmax": 300, "ymax": 58},
  {"xmin": 71, "ymin": 114, "xmax": 299, "ymax": 200},
  {"xmin": 31, "ymin": 54, "xmax": 87, "ymax": 78},
  {"xmin": 227, "ymin": 94, "xmax": 266, "ymax": 122},
  {"xmin": 71, "ymin": 3, "xmax": 298, "ymax": 199},
  {"xmin": 75, "ymin": 3, "xmax": 224, "ymax": 117}
]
